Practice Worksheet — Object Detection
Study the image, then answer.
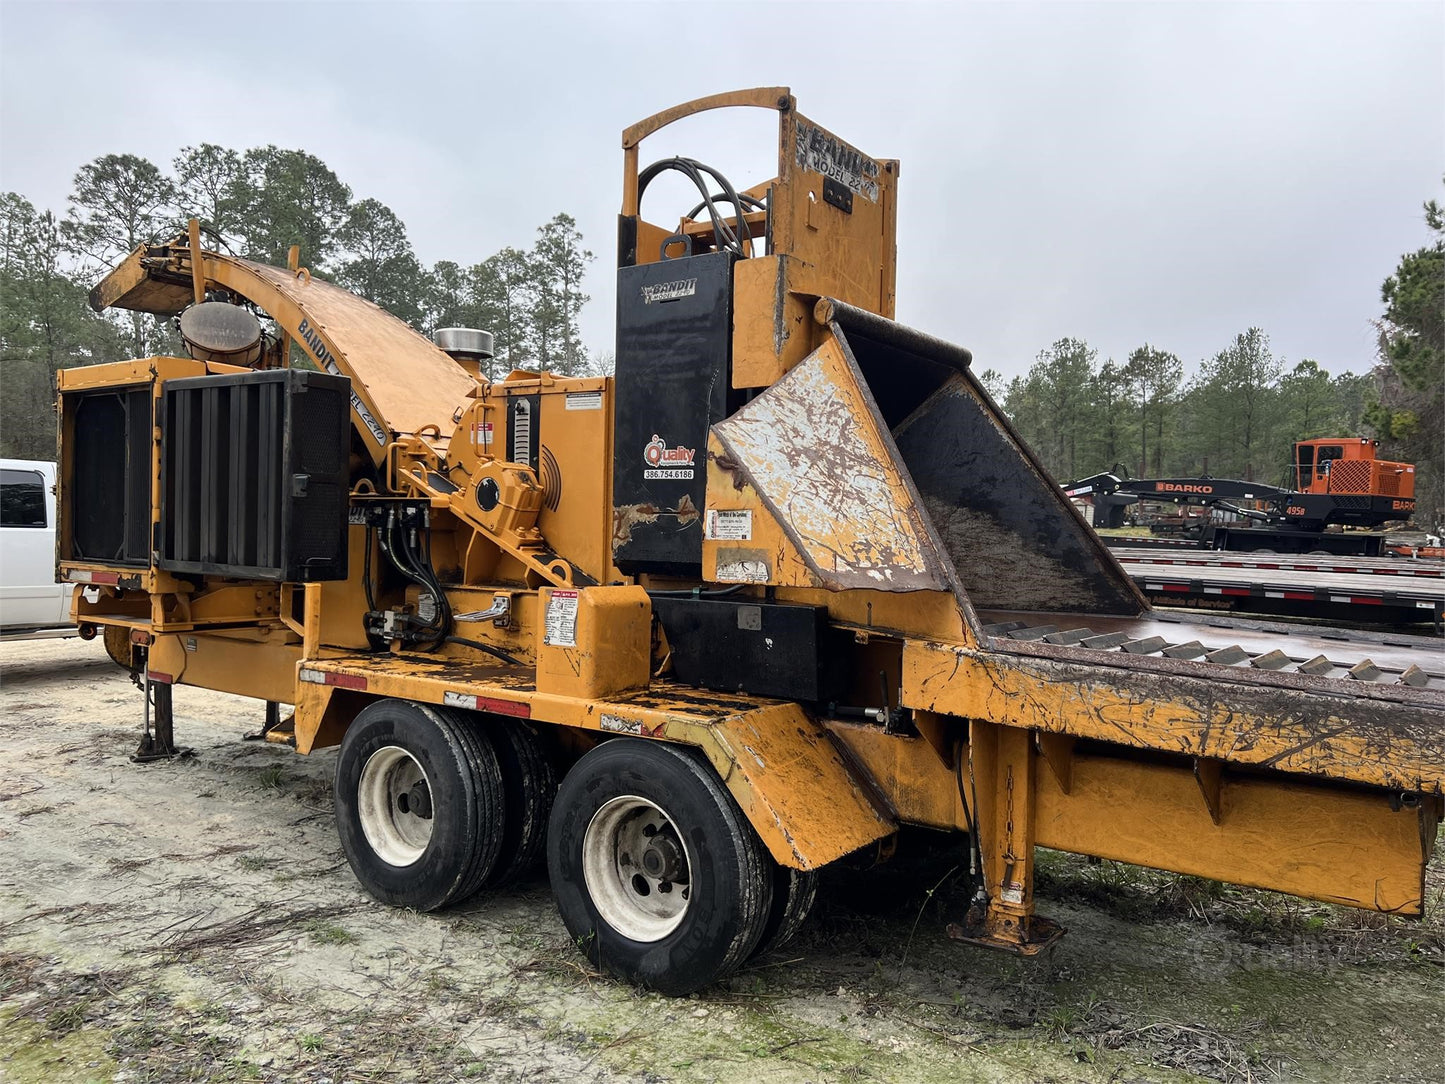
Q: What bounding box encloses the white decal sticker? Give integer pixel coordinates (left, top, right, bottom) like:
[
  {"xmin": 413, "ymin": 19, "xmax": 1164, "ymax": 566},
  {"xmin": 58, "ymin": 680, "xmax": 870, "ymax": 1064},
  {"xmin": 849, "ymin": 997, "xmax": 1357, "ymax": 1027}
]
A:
[
  {"xmin": 641, "ymin": 278, "xmax": 697, "ymax": 304},
  {"xmin": 565, "ymin": 391, "xmax": 603, "ymax": 411},
  {"xmin": 470, "ymin": 421, "xmax": 494, "ymax": 447},
  {"xmin": 715, "ymin": 560, "xmax": 769, "ymax": 583},
  {"xmin": 643, "ymin": 434, "xmax": 696, "ymax": 480},
  {"xmin": 704, "ymin": 509, "xmax": 752, "ymax": 541},
  {"xmin": 599, "ymin": 713, "xmax": 642, "ymax": 735},
  {"xmin": 544, "ymin": 590, "xmax": 579, "ymax": 647}
]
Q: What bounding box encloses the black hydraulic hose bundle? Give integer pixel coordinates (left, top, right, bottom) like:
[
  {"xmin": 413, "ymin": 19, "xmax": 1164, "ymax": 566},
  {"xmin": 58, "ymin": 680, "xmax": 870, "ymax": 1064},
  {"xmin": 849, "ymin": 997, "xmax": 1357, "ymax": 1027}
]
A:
[
  {"xmin": 372, "ymin": 512, "xmax": 523, "ymax": 666},
  {"xmin": 443, "ymin": 637, "xmax": 523, "ymax": 666},
  {"xmin": 955, "ymin": 737, "xmax": 988, "ymax": 913},
  {"xmin": 636, "ymin": 156, "xmax": 754, "ymax": 258},
  {"xmin": 376, "ymin": 510, "xmax": 451, "ymax": 651}
]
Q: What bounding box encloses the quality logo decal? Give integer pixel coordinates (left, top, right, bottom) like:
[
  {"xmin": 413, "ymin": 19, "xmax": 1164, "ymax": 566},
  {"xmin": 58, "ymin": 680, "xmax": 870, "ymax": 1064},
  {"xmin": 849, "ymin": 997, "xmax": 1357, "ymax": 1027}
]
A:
[{"xmin": 643, "ymin": 435, "xmax": 696, "ymax": 480}]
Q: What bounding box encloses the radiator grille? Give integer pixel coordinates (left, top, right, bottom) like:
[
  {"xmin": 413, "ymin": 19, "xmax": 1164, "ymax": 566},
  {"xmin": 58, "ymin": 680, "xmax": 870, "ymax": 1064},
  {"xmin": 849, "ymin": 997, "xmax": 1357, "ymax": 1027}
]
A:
[
  {"xmin": 1328, "ymin": 460, "xmax": 1371, "ymax": 493},
  {"xmin": 68, "ymin": 387, "xmax": 152, "ymax": 566}
]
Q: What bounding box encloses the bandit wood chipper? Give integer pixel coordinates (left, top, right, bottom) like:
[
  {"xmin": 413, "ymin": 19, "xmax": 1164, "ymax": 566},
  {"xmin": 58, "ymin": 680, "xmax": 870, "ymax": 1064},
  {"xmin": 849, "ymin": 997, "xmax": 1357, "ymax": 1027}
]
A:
[{"xmin": 55, "ymin": 89, "xmax": 1443, "ymax": 996}]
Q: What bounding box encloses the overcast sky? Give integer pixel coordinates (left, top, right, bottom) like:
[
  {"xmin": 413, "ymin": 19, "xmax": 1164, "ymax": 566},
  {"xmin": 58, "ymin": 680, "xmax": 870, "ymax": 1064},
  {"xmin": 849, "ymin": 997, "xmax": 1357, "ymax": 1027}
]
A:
[{"xmin": 2, "ymin": 1, "xmax": 1440, "ymax": 382}]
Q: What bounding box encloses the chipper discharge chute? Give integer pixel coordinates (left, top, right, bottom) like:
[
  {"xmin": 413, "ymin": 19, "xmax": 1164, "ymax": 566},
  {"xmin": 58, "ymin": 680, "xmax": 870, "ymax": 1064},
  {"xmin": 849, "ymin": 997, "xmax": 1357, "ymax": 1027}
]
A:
[{"xmin": 56, "ymin": 89, "xmax": 1443, "ymax": 996}]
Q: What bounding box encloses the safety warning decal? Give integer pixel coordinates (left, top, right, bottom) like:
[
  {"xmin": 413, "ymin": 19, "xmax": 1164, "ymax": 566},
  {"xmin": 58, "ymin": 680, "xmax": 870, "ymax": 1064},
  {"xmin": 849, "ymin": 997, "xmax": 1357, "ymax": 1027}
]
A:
[
  {"xmin": 469, "ymin": 421, "xmax": 494, "ymax": 447},
  {"xmin": 715, "ymin": 559, "xmax": 769, "ymax": 583},
  {"xmin": 704, "ymin": 509, "xmax": 752, "ymax": 541},
  {"xmin": 544, "ymin": 590, "xmax": 579, "ymax": 647},
  {"xmin": 565, "ymin": 391, "xmax": 603, "ymax": 411}
]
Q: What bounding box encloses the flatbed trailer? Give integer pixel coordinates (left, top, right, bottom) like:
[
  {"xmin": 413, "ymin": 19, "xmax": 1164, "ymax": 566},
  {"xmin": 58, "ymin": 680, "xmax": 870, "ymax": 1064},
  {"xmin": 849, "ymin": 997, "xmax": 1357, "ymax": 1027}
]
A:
[
  {"xmin": 1114, "ymin": 550, "xmax": 1445, "ymax": 630},
  {"xmin": 53, "ymin": 90, "xmax": 1444, "ymax": 996}
]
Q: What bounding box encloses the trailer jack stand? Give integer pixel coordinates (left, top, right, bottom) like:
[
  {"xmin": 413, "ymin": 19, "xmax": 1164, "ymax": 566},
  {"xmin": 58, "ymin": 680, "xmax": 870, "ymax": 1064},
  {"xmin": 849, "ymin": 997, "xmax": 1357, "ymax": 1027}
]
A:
[
  {"xmin": 132, "ymin": 678, "xmax": 192, "ymax": 763},
  {"xmin": 242, "ymin": 701, "xmax": 284, "ymax": 742},
  {"xmin": 946, "ymin": 911, "xmax": 1065, "ymax": 956}
]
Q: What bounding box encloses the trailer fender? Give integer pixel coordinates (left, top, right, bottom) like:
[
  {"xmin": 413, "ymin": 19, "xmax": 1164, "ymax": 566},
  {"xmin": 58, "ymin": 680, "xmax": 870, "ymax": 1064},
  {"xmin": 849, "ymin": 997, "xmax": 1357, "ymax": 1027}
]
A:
[{"xmin": 660, "ymin": 701, "xmax": 897, "ymax": 870}]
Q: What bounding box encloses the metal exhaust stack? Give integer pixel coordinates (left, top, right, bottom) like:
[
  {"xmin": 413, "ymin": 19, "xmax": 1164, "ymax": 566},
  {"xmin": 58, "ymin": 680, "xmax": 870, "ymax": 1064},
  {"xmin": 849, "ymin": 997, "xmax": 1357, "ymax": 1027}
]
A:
[{"xmin": 434, "ymin": 327, "xmax": 495, "ymax": 380}]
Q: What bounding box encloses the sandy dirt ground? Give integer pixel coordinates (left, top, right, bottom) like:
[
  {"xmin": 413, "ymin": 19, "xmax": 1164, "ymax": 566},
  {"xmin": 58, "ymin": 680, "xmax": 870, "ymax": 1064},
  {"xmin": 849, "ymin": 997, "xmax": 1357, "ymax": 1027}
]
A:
[{"xmin": 1, "ymin": 637, "xmax": 1441, "ymax": 1083}]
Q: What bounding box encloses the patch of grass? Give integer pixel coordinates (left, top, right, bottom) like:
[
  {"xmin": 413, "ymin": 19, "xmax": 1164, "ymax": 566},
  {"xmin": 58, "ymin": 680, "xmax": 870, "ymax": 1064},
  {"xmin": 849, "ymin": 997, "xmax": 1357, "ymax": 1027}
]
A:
[
  {"xmin": 0, "ymin": 1007, "xmax": 118, "ymax": 1083},
  {"xmin": 298, "ymin": 1032, "xmax": 324, "ymax": 1052},
  {"xmin": 257, "ymin": 765, "xmax": 286, "ymax": 790},
  {"xmin": 303, "ymin": 919, "xmax": 357, "ymax": 946}
]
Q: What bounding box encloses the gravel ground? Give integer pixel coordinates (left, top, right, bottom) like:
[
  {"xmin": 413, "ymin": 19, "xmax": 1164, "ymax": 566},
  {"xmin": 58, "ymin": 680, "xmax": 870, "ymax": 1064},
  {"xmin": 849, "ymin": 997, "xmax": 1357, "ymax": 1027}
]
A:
[{"xmin": 1, "ymin": 637, "xmax": 1441, "ymax": 1083}]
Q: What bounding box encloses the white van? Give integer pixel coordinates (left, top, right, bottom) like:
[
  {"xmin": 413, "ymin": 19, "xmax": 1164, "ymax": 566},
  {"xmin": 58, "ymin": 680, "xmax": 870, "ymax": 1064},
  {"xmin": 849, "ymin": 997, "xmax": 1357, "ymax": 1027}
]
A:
[{"xmin": 1, "ymin": 459, "xmax": 74, "ymax": 636}]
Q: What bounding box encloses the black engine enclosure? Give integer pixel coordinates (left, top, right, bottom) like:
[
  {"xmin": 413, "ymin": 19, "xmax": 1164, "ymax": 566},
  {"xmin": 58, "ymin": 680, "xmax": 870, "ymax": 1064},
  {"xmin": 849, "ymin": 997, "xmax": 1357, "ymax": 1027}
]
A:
[{"xmin": 159, "ymin": 368, "xmax": 350, "ymax": 582}]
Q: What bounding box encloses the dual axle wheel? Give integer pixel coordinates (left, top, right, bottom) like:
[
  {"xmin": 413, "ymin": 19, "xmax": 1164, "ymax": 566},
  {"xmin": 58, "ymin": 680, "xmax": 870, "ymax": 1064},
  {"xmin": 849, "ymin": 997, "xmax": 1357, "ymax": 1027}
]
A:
[
  {"xmin": 333, "ymin": 700, "xmax": 814, "ymax": 994},
  {"xmin": 334, "ymin": 700, "xmax": 555, "ymax": 911}
]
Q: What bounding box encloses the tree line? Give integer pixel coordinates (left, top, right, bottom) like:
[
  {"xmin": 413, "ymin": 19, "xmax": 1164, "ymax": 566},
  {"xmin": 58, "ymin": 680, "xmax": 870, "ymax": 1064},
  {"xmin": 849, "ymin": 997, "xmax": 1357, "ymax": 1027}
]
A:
[
  {"xmin": 3, "ymin": 152, "xmax": 1439, "ymax": 529},
  {"xmin": 982, "ymin": 332, "xmax": 1373, "ymax": 486},
  {"xmin": 2, "ymin": 145, "xmax": 598, "ymax": 459},
  {"xmin": 982, "ymin": 185, "xmax": 1442, "ymax": 528}
]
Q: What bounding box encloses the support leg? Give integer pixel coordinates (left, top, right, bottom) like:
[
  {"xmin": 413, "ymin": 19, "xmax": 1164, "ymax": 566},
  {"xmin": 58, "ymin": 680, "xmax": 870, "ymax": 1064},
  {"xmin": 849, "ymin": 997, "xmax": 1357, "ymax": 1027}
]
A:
[
  {"xmin": 950, "ymin": 720, "xmax": 1063, "ymax": 954},
  {"xmin": 243, "ymin": 701, "xmax": 282, "ymax": 742},
  {"xmin": 133, "ymin": 675, "xmax": 191, "ymax": 763}
]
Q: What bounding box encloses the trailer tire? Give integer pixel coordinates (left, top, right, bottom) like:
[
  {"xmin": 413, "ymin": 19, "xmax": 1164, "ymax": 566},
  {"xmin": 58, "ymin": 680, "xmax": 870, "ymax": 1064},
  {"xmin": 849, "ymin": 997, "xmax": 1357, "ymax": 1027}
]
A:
[
  {"xmin": 335, "ymin": 700, "xmax": 504, "ymax": 912},
  {"xmin": 751, "ymin": 864, "xmax": 819, "ymax": 959},
  {"xmin": 547, "ymin": 739, "xmax": 772, "ymax": 996},
  {"xmin": 486, "ymin": 721, "xmax": 557, "ymax": 885}
]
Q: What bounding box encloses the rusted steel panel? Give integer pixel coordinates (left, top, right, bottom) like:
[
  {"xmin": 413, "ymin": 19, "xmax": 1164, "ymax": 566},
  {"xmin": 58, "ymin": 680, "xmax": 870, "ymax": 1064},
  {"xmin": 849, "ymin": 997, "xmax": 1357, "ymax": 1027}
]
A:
[
  {"xmin": 710, "ymin": 335, "xmax": 950, "ymax": 591},
  {"xmin": 824, "ymin": 719, "xmax": 964, "ymax": 829},
  {"xmin": 683, "ymin": 702, "xmax": 897, "ymax": 870},
  {"xmin": 904, "ymin": 640, "xmax": 1445, "ymax": 794}
]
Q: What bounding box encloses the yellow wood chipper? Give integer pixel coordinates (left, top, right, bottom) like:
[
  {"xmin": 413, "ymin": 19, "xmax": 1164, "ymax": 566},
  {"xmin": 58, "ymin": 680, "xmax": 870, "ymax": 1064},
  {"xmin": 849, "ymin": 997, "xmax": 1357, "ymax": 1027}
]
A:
[{"xmin": 54, "ymin": 89, "xmax": 1442, "ymax": 996}]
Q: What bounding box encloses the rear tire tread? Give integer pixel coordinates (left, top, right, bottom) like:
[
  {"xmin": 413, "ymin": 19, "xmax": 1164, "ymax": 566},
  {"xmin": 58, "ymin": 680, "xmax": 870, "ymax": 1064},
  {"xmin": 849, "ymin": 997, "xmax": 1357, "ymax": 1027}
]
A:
[
  {"xmin": 752, "ymin": 865, "xmax": 819, "ymax": 958},
  {"xmin": 548, "ymin": 738, "xmax": 773, "ymax": 995},
  {"xmin": 434, "ymin": 705, "xmax": 507, "ymax": 905},
  {"xmin": 487, "ymin": 721, "xmax": 558, "ymax": 886}
]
